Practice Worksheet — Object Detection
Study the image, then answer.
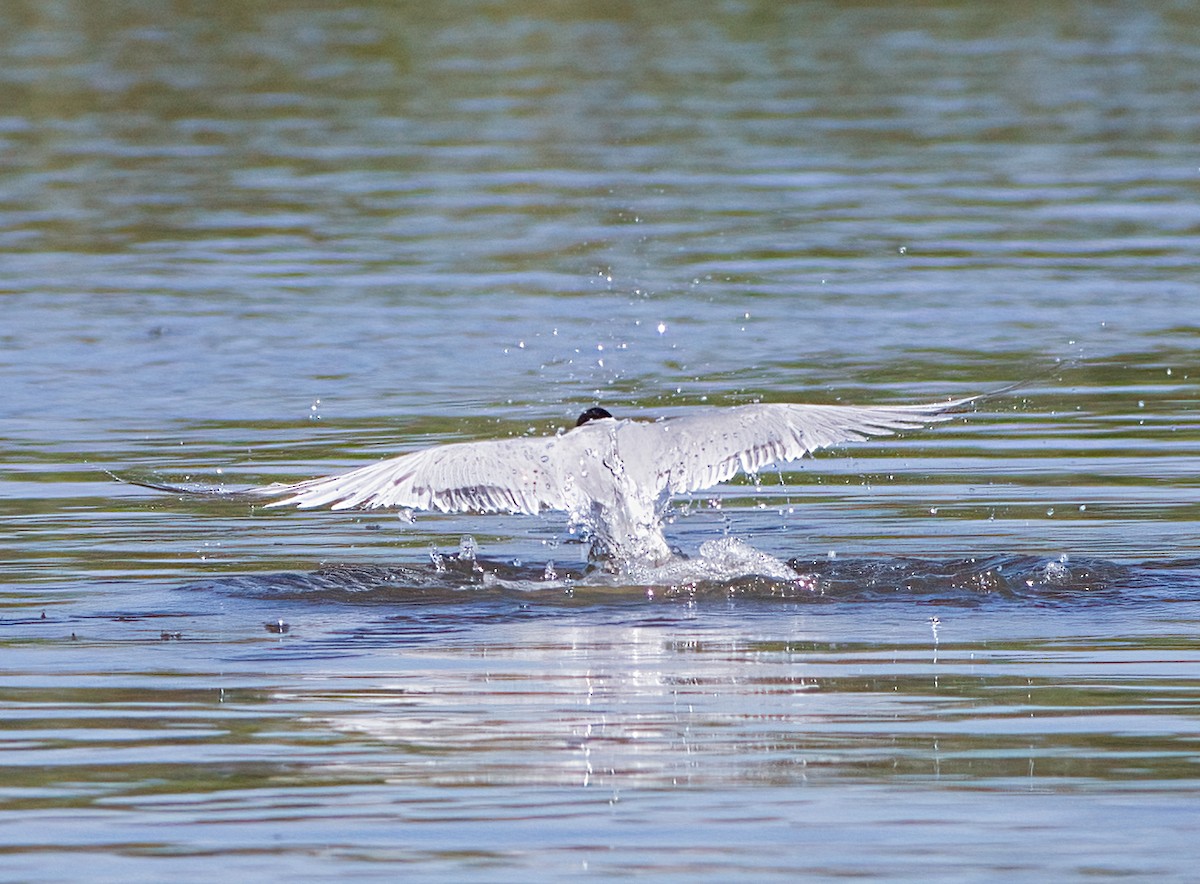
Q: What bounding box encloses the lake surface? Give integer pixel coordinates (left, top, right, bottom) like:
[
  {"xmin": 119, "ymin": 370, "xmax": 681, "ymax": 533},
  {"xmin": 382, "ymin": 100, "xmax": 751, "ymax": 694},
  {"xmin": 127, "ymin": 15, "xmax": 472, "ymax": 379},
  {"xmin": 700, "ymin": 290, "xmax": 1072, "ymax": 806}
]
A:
[{"xmin": 3, "ymin": 1, "xmax": 1200, "ymax": 880}]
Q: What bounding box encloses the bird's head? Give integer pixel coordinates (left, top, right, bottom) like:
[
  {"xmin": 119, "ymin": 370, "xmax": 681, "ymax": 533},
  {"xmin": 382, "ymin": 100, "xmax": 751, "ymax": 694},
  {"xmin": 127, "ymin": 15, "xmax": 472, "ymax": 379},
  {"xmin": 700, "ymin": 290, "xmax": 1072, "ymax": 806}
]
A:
[{"xmin": 575, "ymin": 407, "xmax": 614, "ymax": 427}]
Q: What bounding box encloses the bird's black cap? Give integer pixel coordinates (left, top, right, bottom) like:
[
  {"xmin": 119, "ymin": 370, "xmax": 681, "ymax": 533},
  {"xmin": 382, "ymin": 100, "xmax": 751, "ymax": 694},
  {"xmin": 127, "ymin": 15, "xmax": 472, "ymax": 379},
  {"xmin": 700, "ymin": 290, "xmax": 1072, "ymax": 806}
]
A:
[{"xmin": 575, "ymin": 407, "xmax": 613, "ymax": 427}]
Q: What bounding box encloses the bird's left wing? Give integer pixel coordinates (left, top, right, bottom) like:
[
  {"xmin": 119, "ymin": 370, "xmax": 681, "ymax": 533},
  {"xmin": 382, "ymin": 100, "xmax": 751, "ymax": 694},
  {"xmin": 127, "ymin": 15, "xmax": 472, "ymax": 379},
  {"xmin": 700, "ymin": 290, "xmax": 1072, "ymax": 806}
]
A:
[
  {"xmin": 247, "ymin": 434, "xmax": 578, "ymax": 514},
  {"xmin": 644, "ymin": 397, "xmax": 974, "ymax": 495}
]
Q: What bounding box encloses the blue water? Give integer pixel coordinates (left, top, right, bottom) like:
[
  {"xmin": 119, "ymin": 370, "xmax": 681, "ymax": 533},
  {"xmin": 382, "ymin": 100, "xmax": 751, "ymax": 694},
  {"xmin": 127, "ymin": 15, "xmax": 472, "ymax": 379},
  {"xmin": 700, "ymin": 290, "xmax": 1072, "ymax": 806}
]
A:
[{"xmin": 3, "ymin": 2, "xmax": 1200, "ymax": 880}]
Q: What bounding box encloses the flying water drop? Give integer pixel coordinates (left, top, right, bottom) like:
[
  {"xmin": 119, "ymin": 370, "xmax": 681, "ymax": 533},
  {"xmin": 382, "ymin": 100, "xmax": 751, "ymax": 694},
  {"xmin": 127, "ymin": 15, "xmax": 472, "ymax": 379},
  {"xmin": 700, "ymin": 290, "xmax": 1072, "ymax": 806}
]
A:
[{"xmin": 458, "ymin": 535, "xmax": 478, "ymax": 561}]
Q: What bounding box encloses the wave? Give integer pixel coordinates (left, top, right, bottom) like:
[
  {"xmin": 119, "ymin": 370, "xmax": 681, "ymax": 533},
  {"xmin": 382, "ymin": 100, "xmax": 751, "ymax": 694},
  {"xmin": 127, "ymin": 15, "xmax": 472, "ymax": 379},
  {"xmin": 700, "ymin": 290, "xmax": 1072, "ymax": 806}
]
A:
[{"xmin": 181, "ymin": 545, "xmax": 1200, "ymax": 608}]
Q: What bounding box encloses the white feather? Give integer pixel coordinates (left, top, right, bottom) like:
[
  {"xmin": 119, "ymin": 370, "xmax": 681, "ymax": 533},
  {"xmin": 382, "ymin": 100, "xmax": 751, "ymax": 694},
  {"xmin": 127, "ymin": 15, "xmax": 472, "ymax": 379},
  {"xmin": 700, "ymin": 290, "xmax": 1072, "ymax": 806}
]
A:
[{"xmin": 238, "ymin": 396, "xmax": 974, "ymax": 567}]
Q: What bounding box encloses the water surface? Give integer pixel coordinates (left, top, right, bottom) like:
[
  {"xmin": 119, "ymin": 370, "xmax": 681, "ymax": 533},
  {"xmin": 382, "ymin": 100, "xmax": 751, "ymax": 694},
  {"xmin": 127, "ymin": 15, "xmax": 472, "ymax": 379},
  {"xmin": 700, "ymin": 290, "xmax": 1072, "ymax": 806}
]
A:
[{"xmin": 3, "ymin": 1, "xmax": 1200, "ymax": 880}]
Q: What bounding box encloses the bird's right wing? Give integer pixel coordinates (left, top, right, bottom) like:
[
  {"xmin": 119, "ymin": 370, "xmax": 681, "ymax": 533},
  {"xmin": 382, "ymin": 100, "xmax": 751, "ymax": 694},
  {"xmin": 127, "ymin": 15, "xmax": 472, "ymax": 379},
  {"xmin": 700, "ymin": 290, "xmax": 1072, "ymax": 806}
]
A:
[
  {"xmin": 646, "ymin": 397, "xmax": 974, "ymax": 495},
  {"xmin": 246, "ymin": 434, "xmax": 576, "ymax": 514}
]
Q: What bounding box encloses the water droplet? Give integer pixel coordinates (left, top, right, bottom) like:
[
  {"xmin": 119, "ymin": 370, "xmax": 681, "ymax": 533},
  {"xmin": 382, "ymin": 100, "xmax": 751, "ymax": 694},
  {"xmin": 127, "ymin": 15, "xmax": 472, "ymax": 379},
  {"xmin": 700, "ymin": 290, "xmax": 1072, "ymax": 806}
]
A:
[
  {"xmin": 1042, "ymin": 555, "xmax": 1071, "ymax": 584},
  {"xmin": 458, "ymin": 535, "xmax": 478, "ymax": 561}
]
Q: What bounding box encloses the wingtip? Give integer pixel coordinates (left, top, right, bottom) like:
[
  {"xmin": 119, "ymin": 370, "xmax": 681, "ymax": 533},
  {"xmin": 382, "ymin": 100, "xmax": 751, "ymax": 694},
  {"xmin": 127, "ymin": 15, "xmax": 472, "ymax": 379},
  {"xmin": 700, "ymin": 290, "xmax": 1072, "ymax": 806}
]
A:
[{"xmin": 110, "ymin": 469, "xmax": 275, "ymax": 503}]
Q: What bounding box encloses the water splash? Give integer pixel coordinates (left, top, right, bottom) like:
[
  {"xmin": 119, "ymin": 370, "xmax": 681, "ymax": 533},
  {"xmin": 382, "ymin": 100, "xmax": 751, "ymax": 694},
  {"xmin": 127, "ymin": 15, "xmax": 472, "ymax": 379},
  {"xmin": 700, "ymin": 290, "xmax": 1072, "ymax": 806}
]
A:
[
  {"xmin": 430, "ymin": 544, "xmax": 446, "ymax": 574},
  {"xmin": 625, "ymin": 537, "xmax": 801, "ymax": 584},
  {"xmin": 1040, "ymin": 554, "xmax": 1071, "ymax": 585},
  {"xmin": 186, "ymin": 551, "xmax": 1153, "ymax": 608}
]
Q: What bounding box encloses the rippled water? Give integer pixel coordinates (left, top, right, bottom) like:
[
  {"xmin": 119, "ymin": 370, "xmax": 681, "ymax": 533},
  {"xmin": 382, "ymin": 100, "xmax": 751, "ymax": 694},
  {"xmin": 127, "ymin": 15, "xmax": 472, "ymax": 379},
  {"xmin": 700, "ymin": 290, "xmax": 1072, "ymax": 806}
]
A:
[{"xmin": 4, "ymin": 1, "xmax": 1200, "ymax": 880}]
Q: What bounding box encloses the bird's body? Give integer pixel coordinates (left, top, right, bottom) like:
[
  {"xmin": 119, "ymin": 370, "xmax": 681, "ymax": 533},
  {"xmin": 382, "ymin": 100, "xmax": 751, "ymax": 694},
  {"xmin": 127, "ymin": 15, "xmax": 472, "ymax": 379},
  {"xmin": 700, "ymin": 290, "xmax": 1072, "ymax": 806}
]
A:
[{"xmin": 191, "ymin": 397, "xmax": 977, "ymax": 573}]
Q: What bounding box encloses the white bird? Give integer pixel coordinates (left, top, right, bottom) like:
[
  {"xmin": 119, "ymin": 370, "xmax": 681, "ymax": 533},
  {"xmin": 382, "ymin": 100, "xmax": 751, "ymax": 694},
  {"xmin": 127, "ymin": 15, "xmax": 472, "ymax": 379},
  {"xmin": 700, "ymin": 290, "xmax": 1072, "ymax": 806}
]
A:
[{"xmin": 129, "ymin": 396, "xmax": 977, "ymax": 572}]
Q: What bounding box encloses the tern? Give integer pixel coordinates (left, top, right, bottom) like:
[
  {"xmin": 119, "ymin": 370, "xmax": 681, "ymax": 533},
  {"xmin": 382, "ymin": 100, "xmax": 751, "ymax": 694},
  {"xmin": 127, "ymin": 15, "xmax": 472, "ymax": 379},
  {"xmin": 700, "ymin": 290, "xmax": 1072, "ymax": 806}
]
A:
[{"xmin": 125, "ymin": 395, "xmax": 977, "ymax": 573}]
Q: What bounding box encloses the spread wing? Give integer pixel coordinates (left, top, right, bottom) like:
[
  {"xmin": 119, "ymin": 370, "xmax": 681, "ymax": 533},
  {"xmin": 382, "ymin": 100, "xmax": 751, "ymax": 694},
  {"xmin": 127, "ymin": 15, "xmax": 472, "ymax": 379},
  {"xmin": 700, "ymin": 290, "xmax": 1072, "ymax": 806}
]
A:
[
  {"xmin": 119, "ymin": 395, "xmax": 975, "ymax": 513},
  {"xmin": 248, "ymin": 434, "xmax": 575, "ymax": 513},
  {"xmin": 646, "ymin": 397, "xmax": 974, "ymax": 494}
]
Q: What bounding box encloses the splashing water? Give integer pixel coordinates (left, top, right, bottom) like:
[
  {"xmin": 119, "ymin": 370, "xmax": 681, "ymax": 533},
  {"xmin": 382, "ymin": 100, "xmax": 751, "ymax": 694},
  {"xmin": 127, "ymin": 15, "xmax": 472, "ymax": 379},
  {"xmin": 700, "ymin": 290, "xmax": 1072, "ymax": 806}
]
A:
[
  {"xmin": 429, "ymin": 544, "xmax": 446, "ymax": 573},
  {"xmin": 621, "ymin": 537, "xmax": 803, "ymax": 585},
  {"xmin": 189, "ymin": 551, "xmax": 1149, "ymax": 607},
  {"xmin": 1041, "ymin": 554, "xmax": 1072, "ymax": 585}
]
